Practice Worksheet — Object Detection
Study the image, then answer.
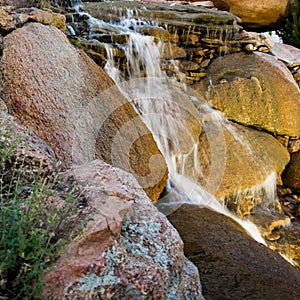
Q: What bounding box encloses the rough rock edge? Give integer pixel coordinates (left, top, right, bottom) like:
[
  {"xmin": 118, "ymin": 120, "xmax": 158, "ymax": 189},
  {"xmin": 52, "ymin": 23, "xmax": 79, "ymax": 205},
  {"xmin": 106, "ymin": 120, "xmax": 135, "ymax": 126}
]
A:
[{"xmin": 43, "ymin": 160, "xmax": 204, "ymax": 300}]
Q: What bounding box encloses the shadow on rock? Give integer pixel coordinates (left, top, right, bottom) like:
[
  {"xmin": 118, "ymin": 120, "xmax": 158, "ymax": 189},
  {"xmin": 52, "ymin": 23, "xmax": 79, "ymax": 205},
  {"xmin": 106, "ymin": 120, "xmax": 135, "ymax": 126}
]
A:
[{"xmin": 168, "ymin": 204, "xmax": 300, "ymax": 300}]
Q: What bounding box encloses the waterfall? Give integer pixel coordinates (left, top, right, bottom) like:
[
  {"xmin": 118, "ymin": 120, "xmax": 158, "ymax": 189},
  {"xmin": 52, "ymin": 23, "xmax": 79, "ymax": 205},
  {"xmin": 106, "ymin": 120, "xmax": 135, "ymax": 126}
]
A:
[{"xmin": 94, "ymin": 15, "xmax": 267, "ymax": 245}]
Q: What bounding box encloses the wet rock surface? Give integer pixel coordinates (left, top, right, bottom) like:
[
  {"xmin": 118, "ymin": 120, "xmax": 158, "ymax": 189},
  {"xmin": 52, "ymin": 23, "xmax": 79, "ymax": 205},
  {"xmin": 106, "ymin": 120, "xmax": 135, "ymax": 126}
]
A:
[
  {"xmin": 267, "ymin": 220, "xmax": 300, "ymax": 266},
  {"xmin": 83, "ymin": 1, "xmax": 242, "ymax": 31},
  {"xmin": 65, "ymin": 1, "xmax": 276, "ymax": 85},
  {"xmin": 168, "ymin": 204, "xmax": 300, "ymax": 300},
  {"xmin": 43, "ymin": 160, "xmax": 203, "ymax": 300},
  {"xmin": 183, "ymin": 118, "xmax": 290, "ymax": 200}
]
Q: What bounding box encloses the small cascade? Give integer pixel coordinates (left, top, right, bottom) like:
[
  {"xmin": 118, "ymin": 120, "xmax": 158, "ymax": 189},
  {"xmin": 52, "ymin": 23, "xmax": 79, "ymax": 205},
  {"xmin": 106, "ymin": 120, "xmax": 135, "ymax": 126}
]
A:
[
  {"xmin": 97, "ymin": 15, "xmax": 267, "ymax": 245},
  {"xmin": 225, "ymin": 172, "xmax": 278, "ymax": 211},
  {"xmin": 72, "ymin": 2, "xmax": 283, "ymax": 247}
]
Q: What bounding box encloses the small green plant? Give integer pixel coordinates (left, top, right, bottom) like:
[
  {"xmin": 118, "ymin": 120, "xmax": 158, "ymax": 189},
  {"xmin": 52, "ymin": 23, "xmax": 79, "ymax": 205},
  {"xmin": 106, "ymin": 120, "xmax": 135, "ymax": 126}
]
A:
[
  {"xmin": 0, "ymin": 122, "xmax": 82, "ymax": 299},
  {"xmin": 277, "ymin": 0, "xmax": 300, "ymax": 48}
]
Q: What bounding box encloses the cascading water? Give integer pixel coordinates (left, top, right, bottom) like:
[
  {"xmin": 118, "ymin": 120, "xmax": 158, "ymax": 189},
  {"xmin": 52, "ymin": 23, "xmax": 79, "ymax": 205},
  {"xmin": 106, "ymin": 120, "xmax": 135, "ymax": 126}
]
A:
[
  {"xmin": 92, "ymin": 15, "xmax": 266, "ymax": 245},
  {"xmin": 72, "ymin": 1, "xmax": 280, "ymax": 245}
]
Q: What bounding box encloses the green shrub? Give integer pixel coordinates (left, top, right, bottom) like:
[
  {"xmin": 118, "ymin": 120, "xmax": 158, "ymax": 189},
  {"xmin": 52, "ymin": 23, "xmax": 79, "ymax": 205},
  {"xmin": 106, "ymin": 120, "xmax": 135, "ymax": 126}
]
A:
[
  {"xmin": 0, "ymin": 123, "xmax": 82, "ymax": 299},
  {"xmin": 277, "ymin": 0, "xmax": 300, "ymax": 48}
]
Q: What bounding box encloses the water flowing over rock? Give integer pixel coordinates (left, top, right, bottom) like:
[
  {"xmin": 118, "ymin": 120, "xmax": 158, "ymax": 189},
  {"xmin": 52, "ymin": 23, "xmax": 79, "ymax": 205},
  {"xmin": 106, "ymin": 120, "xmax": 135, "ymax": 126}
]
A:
[
  {"xmin": 168, "ymin": 204, "xmax": 300, "ymax": 300},
  {"xmin": 212, "ymin": 0, "xmax": 289, "ymax": 31},
  {"xmin": 184, "ymin": 118, "xmax": 290, "ymax": 200},
  {"xmin": 2, "ymin": 0, "xmax": 300, "ymax": 295},
  {"xmin": 83, "ymin": 0, "xmax": 242, "ymax": 32},
  {"xmin": 194, "ymin": 52, "xmax": 300, "ymax": 137},
  {"xmin": 0, "ymin": 23, "xmax": 168, "ymax": 201},
  {"xmin": 43, "ymin": 160, "xmax": 203, "ymax": 300}
]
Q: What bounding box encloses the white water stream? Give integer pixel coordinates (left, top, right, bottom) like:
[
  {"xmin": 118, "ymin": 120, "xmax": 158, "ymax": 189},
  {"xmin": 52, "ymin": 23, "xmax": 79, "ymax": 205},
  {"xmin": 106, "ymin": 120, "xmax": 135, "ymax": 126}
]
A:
[
  {"xmin": 73, "ymin": 3, "xmax": 282, "ymax": 245},
  {"xmin": 102, "ymin": 25, "xmax": 268, "ymax": 245}
]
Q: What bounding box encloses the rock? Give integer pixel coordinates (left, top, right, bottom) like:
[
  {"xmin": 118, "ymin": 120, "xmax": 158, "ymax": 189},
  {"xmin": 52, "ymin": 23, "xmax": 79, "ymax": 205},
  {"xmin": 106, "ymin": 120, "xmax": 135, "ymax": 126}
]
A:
[
  {"xmin": 0, "ymin": 7, "xmax": 14, "ymax": 34},
  {"xmin": 212, "ymin": 0, "xmax": 289, "ymax": 31},
  {"xmin": 271, "ymin": 42, "xmax": 300, "ymax": 68},
  {"xmin": 283, "ymin": 151, "xmax": 300, "ymax": 192},
  {"xmin": 162, "ymin": 44, "xmax": 186, "ymax": 59},
  {"xmin": 2, "ymin": 0, "xmax": 51, "ymax": 9},
  {"xmin": 230, "ymin": 30, "xmax": 275, "ymax": 52},
  {"xmin": 182, "ymin": 112, "xmax": 290, "ymax": 201},
  {"xmin": 268, "ymin": 221, "xmax": 300, "ymax": 266},
  {"xmin": 0, "ymin": 110, "xmax": 58, "ymax": 180},
  {"xmin": 0, "ymin": 23, "xmax": 168, "ymax": 201},
  {"xmin": 0, "ymin": 98, "xmax": 8, "ymax": 112},
  {"xmin": 250, "ymin": 209, "xmax": 291, "ymax": 237},
  {"xmin": 141, "ymin": 26, "xmax": 171, "ymax": 42},
  {"xmin": 16, "ymin": 8, "xmax": 66, "ymax": 32},
  {"xmin": 168, "ymin": 204, "xmax": 300, "ymax": 300},
  {"xmin": 194, "ymin": 52, "xmax": 300, "ymax": 137},
  {"xmin": 43, "ymin": 160, "xmax": 204, "ymax": 300},
  {"xmin": 288, "ymin": 138, "xmax": 300, "ymax": 153},
  {"xmin": 83, "ymin": 1, "xmax": 242, "ymax": 39}
]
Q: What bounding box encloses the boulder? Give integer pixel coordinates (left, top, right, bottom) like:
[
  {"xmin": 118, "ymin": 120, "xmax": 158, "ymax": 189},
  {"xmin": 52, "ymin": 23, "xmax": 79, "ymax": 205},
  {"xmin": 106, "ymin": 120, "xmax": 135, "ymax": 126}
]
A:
[
  {"xmin": 0, "ymin": 23, "xmax": 168, "ymax": 201},
  {"xmin": 271, "ymin": 42, "xmax": 300, "ymax": 67},
  {"xmin": 194, "ymin": 52, "xmax": 300, "ymax": 137},
  {"xmin": 212, "ymin": 0, "xmax": 289, "ymax": 30},
  {"xmin": 43, "ymin": 160, "xmax": 204, "ymax": 300},
  {"xmin": 283, "ymin": 151, "xmax": 300, "ymax": 192},
  {"xmin": 168, "ymin": 204, "xmax": 300, "ymax": 300},
  {"xmin": 0, "ymin": 110, "xmax": 57, "ymax": 179},
  {"xmin": 182, "ymin": 112, "xmax": 290, "ymax": 201}
]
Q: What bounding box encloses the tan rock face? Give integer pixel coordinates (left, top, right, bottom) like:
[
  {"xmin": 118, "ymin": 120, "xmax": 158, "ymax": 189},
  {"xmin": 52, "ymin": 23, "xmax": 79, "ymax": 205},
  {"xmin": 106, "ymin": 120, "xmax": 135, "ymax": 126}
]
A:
[
  {"xmin": 1, "ymin": 23, "xmax": 168, "ymax": 201},
  {"xmin": 0, "ymin": 7, "xmax": 14, "ymax": 34},
  {"xmin": 26, "ymin": 8, "xmax": 66, "ymax": 31},
  {"xmin": 183, "ymin": 120, "xmax": 290, "ymax": 200},
  {"xmin": 212, "ymin": 0, "xmax": 289, "ymax": 30},
  {"xmin": 194, "ymin": 52, "xmax": 300, "ymax": 137},
  {"xmin": 43, "ymin": 160, "xmax": 203, "ymax": 300}
]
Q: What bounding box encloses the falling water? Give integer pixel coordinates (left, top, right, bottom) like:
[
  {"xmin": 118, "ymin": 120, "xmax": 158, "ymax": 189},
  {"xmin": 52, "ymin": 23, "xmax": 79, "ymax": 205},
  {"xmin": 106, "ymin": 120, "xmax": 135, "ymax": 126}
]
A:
[
  {"xmin": 94, "ymin": 16, "xmax": 269, "ymax": 244},
  {"xmin": 69, "ymin": 0, "xmax": 284, "ymax": 246}
]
